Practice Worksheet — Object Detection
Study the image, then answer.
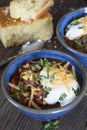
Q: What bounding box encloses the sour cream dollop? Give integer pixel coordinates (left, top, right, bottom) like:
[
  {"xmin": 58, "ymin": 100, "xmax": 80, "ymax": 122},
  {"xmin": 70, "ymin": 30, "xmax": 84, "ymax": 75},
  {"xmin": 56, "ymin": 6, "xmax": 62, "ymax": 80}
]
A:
[
  {"xmin": 65, "ymin": 16, "xmax": 87, "ymax": 40},
  {"xmin": 40, "ymin": 62, "xmax": 80, "ymax": 106}
]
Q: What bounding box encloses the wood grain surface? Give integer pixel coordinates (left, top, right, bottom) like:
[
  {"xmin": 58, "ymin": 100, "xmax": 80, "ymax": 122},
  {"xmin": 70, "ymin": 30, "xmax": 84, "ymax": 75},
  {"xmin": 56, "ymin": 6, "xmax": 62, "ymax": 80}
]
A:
[{"xmin": 0, "ymin": 0, "xmax": 87, "ymax": 130}]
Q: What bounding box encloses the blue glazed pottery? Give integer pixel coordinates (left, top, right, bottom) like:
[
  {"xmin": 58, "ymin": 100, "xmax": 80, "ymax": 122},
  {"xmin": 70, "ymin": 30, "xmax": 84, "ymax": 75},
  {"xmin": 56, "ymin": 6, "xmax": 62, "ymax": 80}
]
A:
[
  {"xmin": 56, "ymin": 7, "xmax": 87, "ymax": 66},
  {"xmin": 1, "ymin": 50, "xmax": 86, "ymax": 121}
]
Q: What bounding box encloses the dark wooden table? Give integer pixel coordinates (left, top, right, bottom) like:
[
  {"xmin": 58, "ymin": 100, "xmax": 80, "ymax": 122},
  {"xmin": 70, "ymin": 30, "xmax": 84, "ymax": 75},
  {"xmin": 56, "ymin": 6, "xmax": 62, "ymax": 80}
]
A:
[{"xmin": 0, "ymin": 0, "xmax": 87, "ymax": 130}]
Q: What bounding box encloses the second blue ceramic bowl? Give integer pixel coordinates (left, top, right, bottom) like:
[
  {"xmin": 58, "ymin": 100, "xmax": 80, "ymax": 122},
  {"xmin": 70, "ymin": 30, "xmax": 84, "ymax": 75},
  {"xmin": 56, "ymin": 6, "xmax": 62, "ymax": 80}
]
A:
[
  {"xmin": 56, "ymin": 7, "xmax": 87, "ymax": 67},
  {"xmin": 1, "ymin": 50, "xmax": 86, "ymax": 121}
]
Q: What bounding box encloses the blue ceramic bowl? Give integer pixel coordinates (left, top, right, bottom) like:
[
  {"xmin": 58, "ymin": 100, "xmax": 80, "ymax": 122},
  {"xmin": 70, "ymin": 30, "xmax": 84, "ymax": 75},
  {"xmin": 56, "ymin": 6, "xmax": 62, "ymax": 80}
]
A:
[
  {"xmin": 1, "ymin": 50, "xmax": 86, "ymax": 121},
  {"xmin": 56, "ymin": 7, "xmax": 87, "ymax": 67}
]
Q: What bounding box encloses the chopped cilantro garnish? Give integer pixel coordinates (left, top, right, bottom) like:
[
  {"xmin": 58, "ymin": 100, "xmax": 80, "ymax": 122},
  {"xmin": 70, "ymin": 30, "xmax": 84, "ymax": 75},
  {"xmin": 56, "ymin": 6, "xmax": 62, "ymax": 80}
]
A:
[
  {"xmin": 38, "ymin": 59, "xmax": 44, "ymax": 66},
  {"xmin": 71, "ymin": 20, "xmax": 80, "ymax": 25},
  {"xmin": 35, "ymin": 64, "xmax": 41, "ymax": 70},
  {"xmin": 47, "ymin": 67, "xmax": 49, "ymax": 78},
  {"xmin": 20, "ymin": 83, "xmax": 25, "ymax": 93},
  {"xmin": 70, "ymin": 72, "xmax": 77, "ymax": 80},
  {"xmin": 43, "ymin": 59, "xmax": 52, "ymax": 79},
  {"xmin": 72, "ymin": 87, "xmax": 80, "ymax": 96},
  {"xmin": 10, "ymin": 93, "xmax": 19, "ymax": 100},
  {"xmin": 44, "ymin": 119, "xmax": 59, "ymax": 130},
  {"xmin": 31, "ymin": 64, "xmax": 41, "ymax": 71},
  {"xmin": 78, "ymin": 26, "xmax": 83, "ymax": 29},
  {"xmin": 74, "ymin": 39, "xmax": 83, "ymax": 48},
  {"xmin": 44, "ymin": 59, "xmax": 52, "ymax": 68},
  {"xmin": 44, "ymin": 86, "xmax": 52, "ymax": 92},
  {"xmin": 31, "ymin": 66, "xmax": 36, "ymax": 71},
  {"xmin": 31, "ymin": 58, "xmax": 52, "ymax": 72},
  {"xmin": 59, "ymin": 93, "xmax": 67, "ymax": 101},
  {"xmin": 36, "ymin": 74, "xmax": 42, "ymax": 81},
  {"xmin": 50, "ymin": 72, "xmax": 56, "ymax": 82}
]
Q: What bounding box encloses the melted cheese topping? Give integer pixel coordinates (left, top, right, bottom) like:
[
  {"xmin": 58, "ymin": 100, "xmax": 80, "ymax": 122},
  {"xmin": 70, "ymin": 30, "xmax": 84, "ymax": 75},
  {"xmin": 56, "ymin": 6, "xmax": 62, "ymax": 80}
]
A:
[
  {"xmin": 40, "ymin": 63, "xmax": 79, "ymax": 106},
  {"xmin": 65, "ymin": 16, "xmax": 87, "ymax": 40}
]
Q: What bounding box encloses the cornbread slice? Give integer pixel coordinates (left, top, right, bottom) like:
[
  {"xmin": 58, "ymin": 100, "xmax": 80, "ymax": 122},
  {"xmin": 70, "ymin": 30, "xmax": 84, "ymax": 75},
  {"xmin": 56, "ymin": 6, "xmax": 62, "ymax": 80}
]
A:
[
  {"xmin": 10, "ymin": 0, "xmax": 54, "ymax": 21},
  {"xmin": 0, "ymin": 7, "xmax": 53, "ymax": 48}
]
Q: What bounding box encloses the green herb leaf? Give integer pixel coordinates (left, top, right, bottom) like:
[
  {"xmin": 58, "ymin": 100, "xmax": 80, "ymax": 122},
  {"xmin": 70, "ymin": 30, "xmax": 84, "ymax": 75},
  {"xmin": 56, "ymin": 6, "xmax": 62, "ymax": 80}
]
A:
[
  {"xmin": 35, "ymin": 64, "xmax": 42, "ymax": 70},
  {"xmin": 43, "ymin": 59, "xmax": 52, "ymax": 79},
  {"xmin": 50, "ymin": 72, "xmax": 56, "ymax": 82},
  {"xmin": 70, "ymin": 72, "xmax": 77, "ymax": 80},
  {"xmin": 59, "ymin": 93, "xmax": 67, "ymax": 101},
  {"xmin": 38, "ymin": 59, "xmax": 44, "ymax": 66},
  {"xmin": 71, "ymin": 20, "xmax": 80, "ymax": 26},
  {"xmin": 74, "ymin": 39, "xmax": 83, "ymax": 48},
  {"xmin": 44, "ymin": 120, "xmax": 59, "ymax": 130},
  {"xmin": 44, "ymin": 123, "xmax": 51, "ymax": 129},
  {"xmin": 47, "ymin": 67, "xmax": 49, "ymax": 78},
  {"xmin": 44, "ymin": 87, "xmax": 52, "ymax": 92},
  {"xmin": 78, "ymin": 26, "xmax": 83, "ymax": 29},
  {"xmin": 31, "ymin": 66, "xmax": 36, "ymax": 71},
  {"xmin": 44, "ymin": 59, "xmax": 52, "ymax": 68},
  {"xmin": 20, "ymin": 83, "xmax": 25, "ymax": 93},
  {"xmin": 36, "ymin": 74, "xmax": 42, "ymax": 81},
  {"xmin": 31, "ymin": 62, "xmax": 42, "ymax": 72},
  {"xmin": 72, "ymin": 87, "xmax": 80, "ymax": 96},
  {"xmin": 10, "ymin": 93, "xmax": 19, "ymax": 100}
]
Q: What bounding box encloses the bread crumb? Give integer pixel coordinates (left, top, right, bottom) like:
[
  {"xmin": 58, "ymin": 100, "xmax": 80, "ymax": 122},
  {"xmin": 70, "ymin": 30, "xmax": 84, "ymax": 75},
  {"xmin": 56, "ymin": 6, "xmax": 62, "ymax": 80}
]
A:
[{"xmin": 2, "ymin": 7, "xmax": 9, "ymax": 15}]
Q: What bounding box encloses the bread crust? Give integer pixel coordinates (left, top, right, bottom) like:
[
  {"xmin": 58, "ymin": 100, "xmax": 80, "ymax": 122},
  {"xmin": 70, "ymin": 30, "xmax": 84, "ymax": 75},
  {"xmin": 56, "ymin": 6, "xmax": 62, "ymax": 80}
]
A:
[
  {"xmin": 10, "ymin": 0, "xmax": 54, "ymax": 21},
  {"xmin": 0, "ymin": 7, "xmax": 53, "ymax": 48},
  {"xmin": 33, "ymin": 0, "xmax": 54, "ymax": 19}
]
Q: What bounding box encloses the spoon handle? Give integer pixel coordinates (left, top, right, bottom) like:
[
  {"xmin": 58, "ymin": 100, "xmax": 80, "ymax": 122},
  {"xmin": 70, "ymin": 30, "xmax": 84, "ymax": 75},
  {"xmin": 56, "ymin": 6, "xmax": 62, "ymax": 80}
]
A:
[
  {"xmin": 0, "ymin": 40, "xmax": 45, "ymax": 67},
  {"xmin": 0, "ymin": 51, "xmax": 26, "ymax": 67},
  {"xmin": 0, "ymin": 58, "xmax": 11, "ymax": 67},
  {"xmin": 0, "ymin": 55, "xmax": 18, "ymax": 67}
]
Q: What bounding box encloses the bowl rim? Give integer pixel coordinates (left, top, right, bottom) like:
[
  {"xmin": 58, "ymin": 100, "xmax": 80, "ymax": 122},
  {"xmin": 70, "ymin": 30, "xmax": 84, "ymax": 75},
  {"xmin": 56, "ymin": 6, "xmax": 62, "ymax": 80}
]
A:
[
  {"xmin": 56, "ymin": 7, "xmax": 87, "ymax": 57},
  {"xmin": 1, "ymin": 50, "xmax": 87, "ymax": 115}
]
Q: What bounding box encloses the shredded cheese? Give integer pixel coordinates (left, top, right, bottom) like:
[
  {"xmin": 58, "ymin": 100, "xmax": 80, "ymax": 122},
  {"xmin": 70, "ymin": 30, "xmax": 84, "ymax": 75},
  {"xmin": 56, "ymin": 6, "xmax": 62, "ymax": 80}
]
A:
[
  {"xmin": 40, "ymin": 62, "xmax": 75, "ymax": 91},
  {"xmin": 8, "ymin": 82, "xmax": 20, "ymax": 91}
]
